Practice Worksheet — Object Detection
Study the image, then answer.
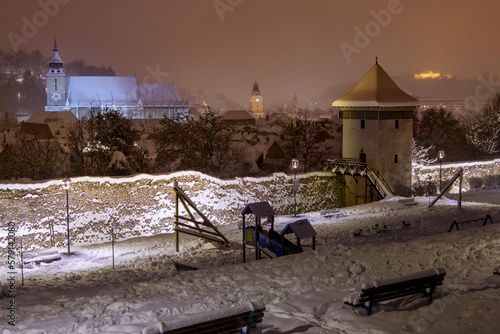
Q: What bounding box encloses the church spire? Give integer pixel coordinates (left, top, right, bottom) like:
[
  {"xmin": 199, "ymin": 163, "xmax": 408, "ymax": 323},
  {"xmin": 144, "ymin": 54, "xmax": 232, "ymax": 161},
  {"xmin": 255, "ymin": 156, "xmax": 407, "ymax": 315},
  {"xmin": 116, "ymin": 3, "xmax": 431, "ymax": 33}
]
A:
[
  {"xmin": 48, "ymin": 37, "xmax": 64, "ymax": 74},
  {"xmin": 250, "ymin": 80, "xmax": 261, "ymax": 96}
]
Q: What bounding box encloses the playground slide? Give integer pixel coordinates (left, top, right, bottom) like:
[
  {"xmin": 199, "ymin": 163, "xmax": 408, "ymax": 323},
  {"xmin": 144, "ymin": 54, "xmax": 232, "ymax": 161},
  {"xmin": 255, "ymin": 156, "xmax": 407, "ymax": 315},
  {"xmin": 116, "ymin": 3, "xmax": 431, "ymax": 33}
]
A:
[{"xmin": 258, "ymin": 229, "xmax": 298, "ymax": 258}]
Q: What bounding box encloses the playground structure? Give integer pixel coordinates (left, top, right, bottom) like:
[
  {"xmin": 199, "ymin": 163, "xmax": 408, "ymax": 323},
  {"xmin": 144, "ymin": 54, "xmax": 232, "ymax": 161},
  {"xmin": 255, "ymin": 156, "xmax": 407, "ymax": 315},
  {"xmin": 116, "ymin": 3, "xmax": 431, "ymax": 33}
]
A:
[
  {"xmin": 173, "ymin": 181, "xmax": 230, "ymax": 252},
  {"xmin": 429, "ymin": 168, "xmax": 463, "ymax": 207},
  {"xmin": 242, "ymin": 202, "xmax": 317, "ymax": 263}
]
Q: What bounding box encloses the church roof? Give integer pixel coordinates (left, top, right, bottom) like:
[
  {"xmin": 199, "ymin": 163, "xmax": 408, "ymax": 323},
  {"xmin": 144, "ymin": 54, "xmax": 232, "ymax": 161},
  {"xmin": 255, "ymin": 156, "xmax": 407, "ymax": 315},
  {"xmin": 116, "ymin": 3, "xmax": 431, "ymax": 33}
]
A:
[
  {"xmin": 138, "ymin": 83, "xmax": 182, "ymax": 106},
  {"xmin": 332, "ymin": 63, "xmax": 419, "ymax": 108},
  {"xmin": 221, "ymin": 110, "xmax": 256, "ymax": 120},
  {"xmin": 49, "ymin": 38, "xmax": 63, "ymax": 63},
  {"xmin": 27, "ymin": 111, "xmax": 78, "ymax": 124},
  {"xmin": 66, "ymin": 76, "xmax": 138, "ymax": 107}
]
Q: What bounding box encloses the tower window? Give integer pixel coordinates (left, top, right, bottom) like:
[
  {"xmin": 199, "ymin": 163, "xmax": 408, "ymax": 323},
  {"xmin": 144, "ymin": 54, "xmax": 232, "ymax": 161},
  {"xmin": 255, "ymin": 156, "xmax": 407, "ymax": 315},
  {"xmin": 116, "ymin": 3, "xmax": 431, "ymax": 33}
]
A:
[
  {"xmin": 55, "ymin": 79, "xmax": 57, "ymax": 91},
  {"xmin": 360, "ymin": 120, "xmax": 365, "ymax": 129},
  {"xmin": 395, "ymin": 119, "xmax": 399, "ymax": 129},
  {"xmin": 394, "ymin": 154, "xmax": 398, "ymax": 163}
]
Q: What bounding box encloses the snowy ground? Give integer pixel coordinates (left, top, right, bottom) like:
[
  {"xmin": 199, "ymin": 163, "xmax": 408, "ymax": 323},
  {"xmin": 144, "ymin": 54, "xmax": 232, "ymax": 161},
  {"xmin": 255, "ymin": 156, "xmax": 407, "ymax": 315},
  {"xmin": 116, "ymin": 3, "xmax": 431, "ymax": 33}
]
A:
[{"xmin": 1, "ymin": 191, "xmax": 500, "ymax": 333}]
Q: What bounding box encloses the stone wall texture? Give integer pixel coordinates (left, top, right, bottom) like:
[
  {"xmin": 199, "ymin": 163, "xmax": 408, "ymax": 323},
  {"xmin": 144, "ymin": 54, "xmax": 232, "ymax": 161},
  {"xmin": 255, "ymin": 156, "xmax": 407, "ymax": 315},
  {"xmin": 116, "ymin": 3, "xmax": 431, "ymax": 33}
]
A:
[{"xmin": 0, "ymin": 171, "xmax": 345, "ymax": 253}]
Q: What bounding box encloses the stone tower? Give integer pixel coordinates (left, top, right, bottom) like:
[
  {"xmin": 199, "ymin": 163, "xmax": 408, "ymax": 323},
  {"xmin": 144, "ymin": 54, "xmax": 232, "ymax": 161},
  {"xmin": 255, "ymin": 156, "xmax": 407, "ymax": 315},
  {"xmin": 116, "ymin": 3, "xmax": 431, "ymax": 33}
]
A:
[
  {"xmin": 45, "ymin": 38, "xmax": 67, "ymax": 111},
  {"xmin": 249, "ymin": 80, "xmax": 264, "ymax": 118},
  {"xmin": 332, "ymin": 59, "xmax": 420, "ymax": 195}
]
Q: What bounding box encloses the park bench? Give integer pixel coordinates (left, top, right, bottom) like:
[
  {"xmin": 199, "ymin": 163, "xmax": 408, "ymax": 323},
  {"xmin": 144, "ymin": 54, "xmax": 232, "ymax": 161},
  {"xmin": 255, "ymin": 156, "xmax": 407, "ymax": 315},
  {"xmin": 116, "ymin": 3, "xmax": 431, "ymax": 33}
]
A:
[
  {"xmin": 156, "ymin": 301, "xmax": 265, "ymax": 334},
  {"xmin": 344, "ymin": 268, "xmax": 446, "ymax": 315},
  {"xmin": 174, "ymin": 262, "xmax": 198, "ymax": 272}
]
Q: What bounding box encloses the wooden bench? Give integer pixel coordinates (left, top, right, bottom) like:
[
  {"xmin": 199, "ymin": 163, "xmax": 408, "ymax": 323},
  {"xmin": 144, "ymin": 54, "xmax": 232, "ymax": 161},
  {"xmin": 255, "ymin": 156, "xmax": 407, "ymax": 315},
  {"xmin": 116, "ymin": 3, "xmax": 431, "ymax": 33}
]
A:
[
  {"xmin": 344, "ymin": 268, "xmax": 446, "ymax": 315},
  {"xmin": 174, "ymin": 262, "xmax": 198, "ymax": 272},
  {"xmin": 159, "ymin": 302, "xmax": 265, "ymax": 334}
]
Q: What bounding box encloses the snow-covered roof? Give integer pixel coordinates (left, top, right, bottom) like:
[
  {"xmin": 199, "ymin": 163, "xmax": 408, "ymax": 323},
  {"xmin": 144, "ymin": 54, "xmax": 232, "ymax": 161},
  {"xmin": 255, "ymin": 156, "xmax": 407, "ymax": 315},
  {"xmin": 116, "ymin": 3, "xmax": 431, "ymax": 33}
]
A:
[
  {"xmin": 241, "ymin": 201, "xmax": 275, "ymax": 217},
  {"xmin": 332, "ymin": 63, "xmax": 420, "ymax": 108},
  {"xmin": 222, "ymin": 110, "xmax": 256, "ymax": 120},
  {"xmin": 281, "ymin": 219, "xmax": 317, "ymax": 239},
  {"xmin": 27, "ymin": 111, "xmax": 78, "ymax": 124},
  {"xmin": 138, "ymin": 83, "xmax": 182, "ymax": 106},
  {"xmin": 66, "ymin": 76, "xmax": 138, "ymax": 107}
]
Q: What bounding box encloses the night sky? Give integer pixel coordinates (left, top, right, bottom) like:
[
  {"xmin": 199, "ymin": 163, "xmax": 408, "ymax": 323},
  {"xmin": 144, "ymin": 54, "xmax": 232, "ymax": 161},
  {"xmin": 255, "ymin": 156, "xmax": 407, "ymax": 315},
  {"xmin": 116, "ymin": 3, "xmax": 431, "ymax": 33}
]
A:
[{"xmin": 1, "ymin": 0, "xmax": 499, "ymax": 107}]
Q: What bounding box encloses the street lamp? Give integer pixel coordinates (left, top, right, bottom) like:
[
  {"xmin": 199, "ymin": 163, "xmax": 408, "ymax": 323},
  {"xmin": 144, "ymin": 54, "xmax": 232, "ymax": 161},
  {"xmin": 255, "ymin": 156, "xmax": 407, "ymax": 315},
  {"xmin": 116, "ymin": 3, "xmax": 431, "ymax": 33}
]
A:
[
  {"xmin": 291, "ymin": 158, "xmax": 299, "ymax": 216},
  {"xmin": 62, "ymin": 177, "xmax": 71, "ymax": 254},
  {"xmin": 438, "ymin": 151, "xmax": 445, "ymax": 192}
]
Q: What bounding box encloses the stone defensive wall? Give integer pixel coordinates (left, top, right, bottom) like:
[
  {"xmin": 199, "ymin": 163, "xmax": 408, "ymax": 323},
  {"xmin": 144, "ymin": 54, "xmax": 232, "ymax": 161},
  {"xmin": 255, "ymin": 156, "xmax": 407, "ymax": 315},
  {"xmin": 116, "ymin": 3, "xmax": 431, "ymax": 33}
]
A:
[{"xmin": 0, "ymin": 171, "xmax": 345, "ymax": 253}]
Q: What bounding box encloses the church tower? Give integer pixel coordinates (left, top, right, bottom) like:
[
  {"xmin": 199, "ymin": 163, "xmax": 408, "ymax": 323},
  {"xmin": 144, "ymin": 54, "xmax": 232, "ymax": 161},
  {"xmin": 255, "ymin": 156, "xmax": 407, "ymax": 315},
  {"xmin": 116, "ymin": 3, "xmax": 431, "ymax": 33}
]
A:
[
  {"xmin": 332, "ymin": 58, "xmax": 420, "ymax": 197},
  {"xmin": 291, "ymin": 93, "xmax": 299, "ymax": 111},
  {"xmin": 249, "ymin": 80, "xmax": 264, "ymax": 118},
  {"xmin": 45, "ymin": 38, "xmax": 67, "ymax": 111}
]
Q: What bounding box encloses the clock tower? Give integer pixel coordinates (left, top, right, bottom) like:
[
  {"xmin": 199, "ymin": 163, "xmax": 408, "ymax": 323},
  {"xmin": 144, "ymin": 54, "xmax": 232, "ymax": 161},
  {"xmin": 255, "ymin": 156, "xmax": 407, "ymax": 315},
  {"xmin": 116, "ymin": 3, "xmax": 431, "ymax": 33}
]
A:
[
  {"xmin": 249, "ymin": 80, "xmax": 264, "ymax": 118},
  {"xmin": 45, "ymin": 38, "xmax": 67, "ymax": 111}
]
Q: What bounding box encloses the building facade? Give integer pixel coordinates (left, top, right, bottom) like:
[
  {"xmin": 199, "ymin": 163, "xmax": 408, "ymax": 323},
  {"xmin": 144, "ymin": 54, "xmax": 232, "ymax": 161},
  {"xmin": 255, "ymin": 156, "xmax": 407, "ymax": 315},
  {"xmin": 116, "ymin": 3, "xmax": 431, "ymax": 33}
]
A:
[{"xmin": 45, "ymin": 40, "xmax": 188, "ymax": 120}]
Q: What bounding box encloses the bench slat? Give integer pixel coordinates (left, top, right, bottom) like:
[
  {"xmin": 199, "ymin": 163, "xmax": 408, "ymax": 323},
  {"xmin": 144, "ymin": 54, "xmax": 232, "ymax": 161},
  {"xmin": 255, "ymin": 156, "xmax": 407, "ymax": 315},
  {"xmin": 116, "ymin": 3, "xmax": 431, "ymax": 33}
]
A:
[
  {"xmin": 163, "ymin": 308, "xmax": 265, "ymax": 334},
  {"xmin": 345, "ymin": 269, "xmax": 446, "ymax": 315},
  {"xmin": 359, "ymin": 276, "xmax": 445, "ymax": 300}
]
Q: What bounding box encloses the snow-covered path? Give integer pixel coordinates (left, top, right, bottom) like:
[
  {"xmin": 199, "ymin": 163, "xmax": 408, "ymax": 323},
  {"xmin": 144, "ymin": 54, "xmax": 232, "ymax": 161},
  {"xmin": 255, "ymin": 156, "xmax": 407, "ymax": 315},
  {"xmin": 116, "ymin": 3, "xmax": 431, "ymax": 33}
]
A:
[{"xmin": 2, "ymin": 195, "xmax": 500, "ymax": 333}]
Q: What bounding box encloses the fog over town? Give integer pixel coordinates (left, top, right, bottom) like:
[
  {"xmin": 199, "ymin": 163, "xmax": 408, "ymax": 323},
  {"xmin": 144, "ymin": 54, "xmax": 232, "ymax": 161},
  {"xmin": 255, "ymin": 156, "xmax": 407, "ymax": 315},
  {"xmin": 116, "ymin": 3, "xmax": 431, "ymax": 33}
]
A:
[{"xmin": 0, "ymin": 1, "xmax": 500, "ymax": 333}]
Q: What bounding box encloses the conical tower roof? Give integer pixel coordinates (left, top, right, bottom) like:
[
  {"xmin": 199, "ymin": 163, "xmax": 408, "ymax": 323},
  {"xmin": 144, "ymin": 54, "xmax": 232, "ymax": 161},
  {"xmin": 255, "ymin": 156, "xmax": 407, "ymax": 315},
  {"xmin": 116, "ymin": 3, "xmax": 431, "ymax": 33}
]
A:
[
  {"xmin": 47, "ymin": 37, "xmax": 65, "ymax": 74},
  {"xmin": 333, "ymin": 61, "xmax": 419, "ymax": 108}
]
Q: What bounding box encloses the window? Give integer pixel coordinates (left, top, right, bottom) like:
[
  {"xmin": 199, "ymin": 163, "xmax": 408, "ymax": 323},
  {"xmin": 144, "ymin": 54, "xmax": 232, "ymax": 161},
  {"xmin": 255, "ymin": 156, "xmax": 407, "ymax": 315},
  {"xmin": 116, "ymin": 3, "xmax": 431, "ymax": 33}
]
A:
[
  {"xmin": 395, "ymin": 119, "xmax": 399, "ymax": 129},
  {"xmin": 394, "ymin": 154, "xmax": 398, "ymax": 163},
  {"xmin": 55, "ymin": 79, "xmax": 57, "ymax": 91},
  {"xmin": 360, "ymin": 120, "xmax": 365, "ymax": 129}
]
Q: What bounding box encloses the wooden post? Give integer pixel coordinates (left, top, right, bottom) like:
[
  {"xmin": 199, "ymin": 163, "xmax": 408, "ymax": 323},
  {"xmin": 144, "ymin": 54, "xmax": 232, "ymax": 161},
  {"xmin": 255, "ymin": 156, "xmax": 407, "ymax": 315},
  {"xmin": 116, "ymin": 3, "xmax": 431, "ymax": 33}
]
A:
[
  {"xmin": 50, "ymin": 222, "xmax": 54, "ymax": 247},
  {"xmin": 365, "ymin": 174, "xmax": 368, "ymax": 204},
  {"xmin": 111, "ymin": 226, "xmax": 115, "ymax": 270},
  {"xmin": 175, "ymin": 182, "xmax": 179, "ymax": 252},
  {"xmin": 20, "ymin": 237, "xmax": 24, "ymax": 286},
  {"xmin": 458, "ymin": 169, "xmax": 462, "ymax": 207},
  {"xmin": 242, "ymin": 214, "xmax": 246, "ymax": 263},
  {"xmin": 255, "ymin": 217, "xmax": 260, "ymax": 260}
]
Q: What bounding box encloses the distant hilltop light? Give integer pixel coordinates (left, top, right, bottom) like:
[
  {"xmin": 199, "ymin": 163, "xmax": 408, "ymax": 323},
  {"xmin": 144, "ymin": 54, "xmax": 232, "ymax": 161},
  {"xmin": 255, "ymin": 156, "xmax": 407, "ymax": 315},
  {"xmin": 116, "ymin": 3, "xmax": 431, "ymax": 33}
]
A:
[{"xmin": 414, "ymin": 71, "xmax": 453, "ymax": 80}]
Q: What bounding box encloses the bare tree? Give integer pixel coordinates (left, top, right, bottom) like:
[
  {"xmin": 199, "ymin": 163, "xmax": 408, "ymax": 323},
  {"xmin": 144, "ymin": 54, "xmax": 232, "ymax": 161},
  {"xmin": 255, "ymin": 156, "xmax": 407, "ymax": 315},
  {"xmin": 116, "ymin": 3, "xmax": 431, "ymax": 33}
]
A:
[
  {"xmin": 462, "ymin": 93, "xmax": 500, "ymax": 157},
  {"xmin": 278, "ymin": 110, "xmax": 325, "ymax": 172},
  {"xmin": 0, "ymin": 139, "xmax": 67, "ymax": 180},
  {"xmin": 154, "ymin": 107, "xmax": 244, "ymax": 177}
]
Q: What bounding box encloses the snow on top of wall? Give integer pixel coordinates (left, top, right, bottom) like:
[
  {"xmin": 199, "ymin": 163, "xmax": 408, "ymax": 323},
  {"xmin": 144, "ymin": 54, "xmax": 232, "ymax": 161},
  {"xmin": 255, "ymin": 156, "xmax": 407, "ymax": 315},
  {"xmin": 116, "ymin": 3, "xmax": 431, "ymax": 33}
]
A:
[{"xmin": 416, "ymin": 158, "xmax": 500, "ymax": 171}]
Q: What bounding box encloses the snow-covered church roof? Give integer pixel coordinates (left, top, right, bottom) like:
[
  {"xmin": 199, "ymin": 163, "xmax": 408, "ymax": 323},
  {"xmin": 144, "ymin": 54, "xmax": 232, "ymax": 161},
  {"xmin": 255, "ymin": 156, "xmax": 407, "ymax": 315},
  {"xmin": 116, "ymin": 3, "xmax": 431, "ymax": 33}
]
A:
[
  {"xmin": 67, "ymin": 76, "xmax": 138, "ymax": 107},
  {"xmin": 332, "ymin": 61, "xmax": 420, "ymax": 108},
  {"xmin": 139, "ymin": 83, "xmax": 182, "ymax": 106},
  {"xmin": 66, "ymin": 78, "xmax": 184, "ymax": 109}
]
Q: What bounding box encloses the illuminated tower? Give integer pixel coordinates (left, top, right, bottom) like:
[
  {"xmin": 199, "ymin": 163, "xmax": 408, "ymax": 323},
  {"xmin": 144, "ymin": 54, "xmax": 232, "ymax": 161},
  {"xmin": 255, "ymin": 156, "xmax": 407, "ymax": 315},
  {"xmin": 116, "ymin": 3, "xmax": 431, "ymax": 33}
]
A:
[
  {"xmin": 291, "ymin": 93, "xmax": 299, "ymax": 112},
  {"xmin": 332, "ymin": 58, "xmax": 420, "ymax": 195},
  {"xmin": 45, "ymin": 38, "xmax": 67, "ymax": 111},
  {"xmin": 249, "ymin": 80, "xmax": 264, "ymax": 118}
]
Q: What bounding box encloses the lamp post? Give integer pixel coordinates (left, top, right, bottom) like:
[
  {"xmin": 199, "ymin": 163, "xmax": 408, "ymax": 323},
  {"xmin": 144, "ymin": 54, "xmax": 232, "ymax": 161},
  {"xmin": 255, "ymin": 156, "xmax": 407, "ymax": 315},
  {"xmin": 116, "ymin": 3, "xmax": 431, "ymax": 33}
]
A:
[
  {"xmin": 62, "ymin": 177, "xmax": 71, "ymax": 254},
  {"xmin": 291, "ymin": 158, "xmax": 299, "ymax": 216},
  {"xmin": 438, "ymin": 151, "xmax": 445, "ymax": 192}
]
